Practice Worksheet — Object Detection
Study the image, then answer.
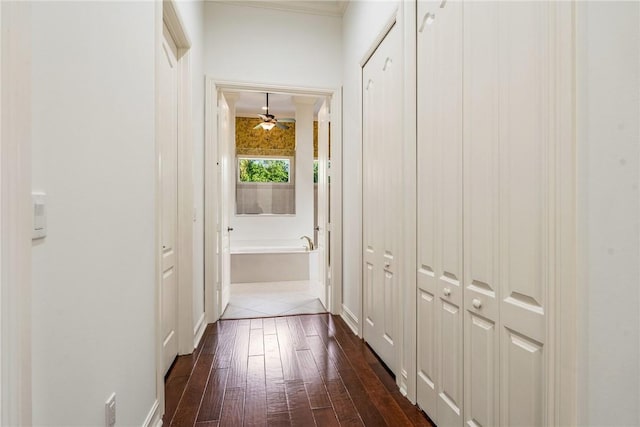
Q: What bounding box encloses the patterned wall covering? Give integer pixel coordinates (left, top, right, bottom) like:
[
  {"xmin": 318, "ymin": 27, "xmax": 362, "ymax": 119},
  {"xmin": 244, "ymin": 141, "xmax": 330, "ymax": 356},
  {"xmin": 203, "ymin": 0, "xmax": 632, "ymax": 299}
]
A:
[
  {"xmin": 235, "ymin": 117, "xmax": 326, "ymax": 158},
  {"xmin": 236, "ymin": 117, "xmax": 296, "ymax": 157}
]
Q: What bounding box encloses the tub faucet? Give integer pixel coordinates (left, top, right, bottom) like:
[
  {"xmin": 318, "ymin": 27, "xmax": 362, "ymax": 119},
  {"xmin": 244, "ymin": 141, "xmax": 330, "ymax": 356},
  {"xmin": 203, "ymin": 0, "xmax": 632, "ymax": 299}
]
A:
[{"xmin": 300, "ymin": 235, "xmax": 314, "ymax": 251}]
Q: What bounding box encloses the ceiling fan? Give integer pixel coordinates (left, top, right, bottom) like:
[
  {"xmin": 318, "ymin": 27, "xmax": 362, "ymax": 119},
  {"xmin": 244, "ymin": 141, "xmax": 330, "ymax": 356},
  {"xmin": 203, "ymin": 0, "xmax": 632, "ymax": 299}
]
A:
[{"xmin": 254, "ymin": 93, "xmax": 295, "ymax": 131}]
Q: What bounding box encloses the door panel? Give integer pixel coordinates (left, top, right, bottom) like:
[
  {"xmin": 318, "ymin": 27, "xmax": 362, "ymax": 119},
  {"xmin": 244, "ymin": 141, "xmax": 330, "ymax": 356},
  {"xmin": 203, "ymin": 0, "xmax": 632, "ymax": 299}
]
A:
[
  {"xmin": 466, "ymin": 313, "xmax": 496, "ymax": 427},
  {"xmin": 498, "ymin": 3, "xmax": 549, "ymax": 424},
  {"xmin": 218, "ymin": 93, "xmax": 231, "ymax": 313},
  {"xmin": 502, "ymin": 329, "xmax": 543, "ymax": 427},
  {"xmin": 317, "ymin": 99, "xmax": 330, "ymax": 307},
  {"xmin": 416, "ymin": 0, "xmax": 439, "ymax": 417},
  {"xmin": 463, "ymin": 1, "xmax": 500, "ymax": 426},
  {"xmin": 160, "ymin": 22, "xmax": 179, "ymax": 375},
  {"xmin": 417, "ymin": 0, "xmax": 464, "ymax": 424},
  {"xmin": 362, "ymin": 21, "xmax": 402, "ymax": 373}
]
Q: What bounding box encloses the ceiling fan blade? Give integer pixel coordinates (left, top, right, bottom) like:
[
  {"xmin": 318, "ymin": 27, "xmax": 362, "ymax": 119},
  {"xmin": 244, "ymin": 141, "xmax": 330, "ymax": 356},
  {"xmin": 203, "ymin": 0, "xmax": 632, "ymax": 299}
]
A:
[
  {"xmin": 258, "ymin": 114, "xmax": 268, "ymax": 121},
  {"xmin": 253, "ymin": 123, "xmax": 264, "ymax": 129},
  {"xmin": 276, "ymin": 122, "xmax": 289, "ymax": 130},
  {"xmin": 278, "ymin": 118, "xmax": 296, "ymax": 123}
]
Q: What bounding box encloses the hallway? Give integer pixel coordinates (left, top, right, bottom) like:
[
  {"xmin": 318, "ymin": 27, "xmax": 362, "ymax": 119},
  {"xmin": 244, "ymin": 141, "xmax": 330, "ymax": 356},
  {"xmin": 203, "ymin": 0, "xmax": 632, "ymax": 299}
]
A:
[{"xmin": 163, "ymin": 314, "xmax": 432, "ymax": 426}]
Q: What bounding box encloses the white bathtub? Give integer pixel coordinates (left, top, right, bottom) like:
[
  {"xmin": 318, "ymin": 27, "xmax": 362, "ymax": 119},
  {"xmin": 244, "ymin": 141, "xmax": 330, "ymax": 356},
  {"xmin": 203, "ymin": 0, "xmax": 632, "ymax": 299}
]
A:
[
  {"xmin": 231, "ymin": 246, "xmax": 308, "ymax": 255},
  {"xmin": 231, "ymin": 243, "xmax": 319, "ymax": 283}
]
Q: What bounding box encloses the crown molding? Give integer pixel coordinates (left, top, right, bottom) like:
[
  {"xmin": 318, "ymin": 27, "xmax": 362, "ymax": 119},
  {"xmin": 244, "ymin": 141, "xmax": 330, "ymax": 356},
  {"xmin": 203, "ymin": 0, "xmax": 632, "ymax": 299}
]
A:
[{"xmin": 215, "ymin": 0, "xmax": 349, "ymax": 17}]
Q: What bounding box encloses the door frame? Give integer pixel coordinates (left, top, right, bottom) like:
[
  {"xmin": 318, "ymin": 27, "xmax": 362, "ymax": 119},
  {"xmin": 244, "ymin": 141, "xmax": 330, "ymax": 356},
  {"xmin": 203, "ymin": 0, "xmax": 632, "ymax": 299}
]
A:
[
  {"xmin": 0, "ymin": 2, "xmax": 32, "ymax": 425},
  {"xmin": 204, "ymin": 78, "xmax": 343, "ymax": 323},
  {"xmin": 154, "ymin": 0, "xmax": 194, "ymax": 422}
]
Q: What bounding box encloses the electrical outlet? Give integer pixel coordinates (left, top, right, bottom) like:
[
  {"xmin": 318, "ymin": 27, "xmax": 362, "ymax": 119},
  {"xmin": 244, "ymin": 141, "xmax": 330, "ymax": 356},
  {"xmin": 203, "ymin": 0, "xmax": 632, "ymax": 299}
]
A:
[{"xmin": 105, "ymin": 393, "xmax": 116, "ymax": 427}]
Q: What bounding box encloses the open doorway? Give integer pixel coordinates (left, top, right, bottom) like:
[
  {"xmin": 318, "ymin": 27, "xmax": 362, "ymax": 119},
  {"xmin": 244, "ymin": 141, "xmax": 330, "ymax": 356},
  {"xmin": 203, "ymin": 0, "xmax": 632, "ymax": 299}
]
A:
[{"xmin": 204, "ymin": 82, "xmax": 341, "ymax": 322}]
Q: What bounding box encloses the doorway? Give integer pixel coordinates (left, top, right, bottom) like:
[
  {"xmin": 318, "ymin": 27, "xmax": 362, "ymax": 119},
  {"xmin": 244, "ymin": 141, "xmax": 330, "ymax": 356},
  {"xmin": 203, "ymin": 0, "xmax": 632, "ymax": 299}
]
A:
[{"xmin": 204, "ymin": 82, "xmax": 342, "ymax": 323}]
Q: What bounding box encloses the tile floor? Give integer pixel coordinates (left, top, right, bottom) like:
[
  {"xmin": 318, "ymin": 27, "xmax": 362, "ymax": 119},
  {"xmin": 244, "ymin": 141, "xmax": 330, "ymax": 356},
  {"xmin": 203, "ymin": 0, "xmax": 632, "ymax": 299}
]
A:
[{"xmin": 221, "ymin": 281, "xmax": 327, "ymax": 319}]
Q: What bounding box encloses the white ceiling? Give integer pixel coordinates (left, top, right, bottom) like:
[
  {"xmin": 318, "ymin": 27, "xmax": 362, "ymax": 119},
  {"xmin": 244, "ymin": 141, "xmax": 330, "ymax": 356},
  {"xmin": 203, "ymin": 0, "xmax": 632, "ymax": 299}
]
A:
[
  {"xmin": 230, "ymin": 91, "xmax": 322, "ymax": 118},
  {"xmin": 217, "ymin": 0, "xmax": 349, "ymax": 17}
]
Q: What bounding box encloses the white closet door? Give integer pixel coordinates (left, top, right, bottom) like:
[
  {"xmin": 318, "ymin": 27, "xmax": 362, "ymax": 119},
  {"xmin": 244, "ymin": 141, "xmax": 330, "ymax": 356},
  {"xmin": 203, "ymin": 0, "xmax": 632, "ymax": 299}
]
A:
[
  {"xmin": 496, "ymin": 3, "xmax": 551, "ymax": 425},
  {"xmin": 463, "ymin": 2, "xmax": 559, "ymax": 426},
  {"xmin": 416, "ymin": 0, "xmax": 464, "ymax": 425},
  {"xmin": 462, "ymin": 2, "xmax": 500, "ymax": 426},
  {"xmin": 362, "ymin": 21, "xmax": 402, "ymax": 373}
]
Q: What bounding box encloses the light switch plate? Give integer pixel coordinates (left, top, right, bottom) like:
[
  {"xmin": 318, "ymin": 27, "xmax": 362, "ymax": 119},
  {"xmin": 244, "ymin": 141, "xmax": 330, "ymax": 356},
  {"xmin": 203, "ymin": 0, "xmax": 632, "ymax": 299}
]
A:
[{"xmin": 32, "ymin": 193, "xmax": 46, "ymax": 239}]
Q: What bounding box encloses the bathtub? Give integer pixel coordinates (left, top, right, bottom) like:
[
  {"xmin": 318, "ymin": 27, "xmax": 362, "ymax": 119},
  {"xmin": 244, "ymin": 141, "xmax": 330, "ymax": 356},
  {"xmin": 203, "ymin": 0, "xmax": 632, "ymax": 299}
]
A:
[{"xmin": 230, "ymin": 243, "xmax": 320, "ymax": 284}]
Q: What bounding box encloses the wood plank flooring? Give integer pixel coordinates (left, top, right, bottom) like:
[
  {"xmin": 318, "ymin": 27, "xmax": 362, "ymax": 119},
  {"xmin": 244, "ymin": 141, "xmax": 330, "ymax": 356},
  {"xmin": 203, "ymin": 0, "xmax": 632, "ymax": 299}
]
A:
[{"xmin": 164, "ymin": 314, "xmax": 434, "ymax": 427}]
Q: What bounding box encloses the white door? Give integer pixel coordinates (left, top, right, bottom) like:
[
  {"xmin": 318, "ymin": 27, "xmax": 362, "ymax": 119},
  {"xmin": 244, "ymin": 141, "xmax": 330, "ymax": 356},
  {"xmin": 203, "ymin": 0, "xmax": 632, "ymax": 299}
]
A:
[
  {"xmin": 463, "ymin": 3, "xmax": 553, "ymax": 426},
  {"xmin": 217, "ymin": 93, "xmax": 231, "ymax": 315},
  {"xmin": 316, "ymin": 98, "xmax": 329, "ymax": 308},
  {"xmin": 362, "ymin": 22, "xmax": 402, "ymax": 373},
  {"xmin": 160, "ymin": 22, "xmax": 179, "ymax": 375},
  {"xmin": 416, "ymin": 0, "xmax": 464, "ymax": 425}
]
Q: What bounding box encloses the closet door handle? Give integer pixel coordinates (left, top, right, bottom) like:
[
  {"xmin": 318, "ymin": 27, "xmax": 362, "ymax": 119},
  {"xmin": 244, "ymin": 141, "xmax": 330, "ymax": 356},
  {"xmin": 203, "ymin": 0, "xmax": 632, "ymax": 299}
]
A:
[
  {"xmin": 472, "ymin": 298, "xmax": 482, "ymax": 309},
  {"xmin": 443, "ymin": 287, "xmax": 451, "ymax": 297},
  {"xmin": 227, "ymin": 227, "xmax": 234, "ymax": 232}
]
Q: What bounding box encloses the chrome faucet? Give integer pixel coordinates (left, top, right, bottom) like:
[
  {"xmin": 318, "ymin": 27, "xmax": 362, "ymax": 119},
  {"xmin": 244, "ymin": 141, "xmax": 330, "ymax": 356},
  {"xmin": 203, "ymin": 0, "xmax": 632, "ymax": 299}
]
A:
[{"xmin": 300, "ymin": 235, "xmax": 314, "ymax": 251}]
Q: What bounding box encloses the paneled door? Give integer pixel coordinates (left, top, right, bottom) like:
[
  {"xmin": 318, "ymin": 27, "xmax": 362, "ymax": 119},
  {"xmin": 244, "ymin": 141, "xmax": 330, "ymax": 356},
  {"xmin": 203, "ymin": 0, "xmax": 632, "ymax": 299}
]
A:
[
  {"xmin": 218, "ymin": 93, "xmax": 231, "ymax": 314},
  {"xmin": 416, "ymin": 0, "xmax": 464, "ymax": 425},
  {"xmin": 362, "ymin": 21, "xmax": 402, "ymax": 373},
  {"xmin": 160, "ymin": 22, "xmax": 179, "ymax": 375},
  {"xmin": 463, "ymin": 3, "xmax": 556, "ymax": 426},
  {"xmin": 316, "ymin": 98, "xmax": 329, "ymax": 308}
]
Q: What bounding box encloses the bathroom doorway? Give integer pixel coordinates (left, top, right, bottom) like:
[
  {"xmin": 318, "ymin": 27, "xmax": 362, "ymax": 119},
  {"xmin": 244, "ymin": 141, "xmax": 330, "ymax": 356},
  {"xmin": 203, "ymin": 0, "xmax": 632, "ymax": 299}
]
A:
[{"xmin": 204, "ymin": 81, "xmax": 342, "ymax": 322}]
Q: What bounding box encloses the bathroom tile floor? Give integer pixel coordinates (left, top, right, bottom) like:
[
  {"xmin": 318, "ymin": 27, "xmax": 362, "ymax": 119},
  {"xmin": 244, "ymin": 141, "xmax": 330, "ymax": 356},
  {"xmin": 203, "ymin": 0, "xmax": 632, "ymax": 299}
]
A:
[{"xmin": 221, "ymin": 280, "xmax": 327, "ymax": 319}]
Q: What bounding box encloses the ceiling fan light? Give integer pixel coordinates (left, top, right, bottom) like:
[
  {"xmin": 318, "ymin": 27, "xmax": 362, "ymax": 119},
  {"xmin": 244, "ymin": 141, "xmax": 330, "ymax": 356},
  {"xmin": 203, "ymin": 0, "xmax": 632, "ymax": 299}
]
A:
[{"xmin": 260, "ymin": 122, "xmax": 276, "ymax": 131}]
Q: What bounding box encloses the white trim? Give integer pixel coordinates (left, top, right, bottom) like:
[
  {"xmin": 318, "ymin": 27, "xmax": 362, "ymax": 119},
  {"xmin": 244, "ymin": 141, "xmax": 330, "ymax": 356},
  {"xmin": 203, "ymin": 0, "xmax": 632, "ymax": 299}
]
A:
[
  {"xmin": 204, "ymin": 77, "xmax": 343, "ymax": 323},
  {"xmin": 554, "ymin": 2, "xmax": 577, "ymax": 425},
  {"xmin": 153, "ymin": 0, "xmax": 164, "ymax": 421},
  {"xmin": 142, "ymin": 399, "xmax": 162, "ymax": 427},
  {"xmin": 217, "ymin": 1, "xmax": 348, "ymax": 18},
  {"xmin": 214, "ymin": 80, "xmax": 336, "ymax": 98},
  {"xmin": 329, "ymin": 88, "xmax": 343, "ymax": 315},
  {"xmin": 341, "ymin": 304, "xmax": 359, "ymax": 336},
  {"xmin": 359, "ymin": 8, "xmax": 399, "ymax": 67},
  {"xmin": 176, "ymin": 41, "xmax": 194, "ymax": 358},
  {"xmin": 193, "ymin": 312, "xmax": 206, "ymax": 350},
  {"xmin": 163, "ymin": 0, "xmax": 191, "ymax": 49},
  {"xmin": 204, "ymin": 78, "xmax": 219, "ymax": 324},
  {"xmin": 1, "ymin": 3, "xmax": 32, "ymax": 425},
  {"xmin": 400, "ymin": 0, "xmax": 417, "ymax": 405}
]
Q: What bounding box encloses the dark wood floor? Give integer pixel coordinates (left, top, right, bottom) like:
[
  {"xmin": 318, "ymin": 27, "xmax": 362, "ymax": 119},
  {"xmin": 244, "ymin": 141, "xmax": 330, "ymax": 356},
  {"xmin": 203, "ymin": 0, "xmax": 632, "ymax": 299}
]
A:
[{"xmin": 163, "ymin": 313, "xmax": 434, "ymax": 427}]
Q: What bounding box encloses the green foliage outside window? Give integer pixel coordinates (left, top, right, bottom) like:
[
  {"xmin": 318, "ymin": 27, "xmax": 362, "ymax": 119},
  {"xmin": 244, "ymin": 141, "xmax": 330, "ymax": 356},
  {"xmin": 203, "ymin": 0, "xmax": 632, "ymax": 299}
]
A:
[
  {"xmin": 238, "ymin": 158, "xmax": 290, "ymax": 183},
  {"xmin": 313, "ymin": 161, "xmax": 318, "ymax": 184}
]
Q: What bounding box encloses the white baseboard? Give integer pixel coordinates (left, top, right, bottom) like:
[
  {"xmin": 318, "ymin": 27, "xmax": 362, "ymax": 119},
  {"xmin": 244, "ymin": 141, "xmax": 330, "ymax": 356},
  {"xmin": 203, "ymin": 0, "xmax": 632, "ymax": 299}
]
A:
[
  {"xmin": 341, "ymin": 304, "xmax": 359, "ymax": 336},
  {"xmin": 142, "ymin": 399, "xmax": 162, "ymax": 427},
  {"xmin": 193, "ymin": 312, "xmax": 207, "ymax": 350},
  {"xmin": 399, "ymin": 369, "xmax": 409, "ymax": 397}
]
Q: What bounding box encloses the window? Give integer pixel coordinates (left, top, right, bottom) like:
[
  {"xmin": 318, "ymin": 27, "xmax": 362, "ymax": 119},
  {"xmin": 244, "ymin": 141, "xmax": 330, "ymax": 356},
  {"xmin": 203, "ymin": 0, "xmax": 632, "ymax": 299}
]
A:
[
  {"xmin": 238, "ymin": 158, "xmax": 291, "ymax": 183},
  {"xmin": 236, "ymin": 157, "xmax": 295, "ymax": 215}
]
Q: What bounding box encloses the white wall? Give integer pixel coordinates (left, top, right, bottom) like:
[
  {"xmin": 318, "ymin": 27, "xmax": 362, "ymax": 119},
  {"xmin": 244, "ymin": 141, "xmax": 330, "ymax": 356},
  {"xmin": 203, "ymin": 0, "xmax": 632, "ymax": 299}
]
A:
[
  {"xmin": 576, "ymin": 2, "xmax": 640, "ymax": 425},
  {"xmin": 31, "ymin": 2, "xmax": 157, "ymax": 425},
  {"xmin": 341, "ymin": 1, "xmax": 398, "ymax": 329},
  {"xmin": 203, "ymin": 2, "xmax": 341, "ymax": 89},
  {"xmin": 204, "ymin": 3, "xmax": 341, "ymax": 249},
  {"xmin": 173, "ymin": 0, "xmax": 207, "ymax": 345}
]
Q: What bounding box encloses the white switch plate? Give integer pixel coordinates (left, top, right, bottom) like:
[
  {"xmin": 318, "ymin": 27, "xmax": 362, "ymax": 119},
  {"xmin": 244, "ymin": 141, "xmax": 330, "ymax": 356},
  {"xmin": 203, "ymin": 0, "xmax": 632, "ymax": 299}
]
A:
[
  {"xmin": 32, "ymin": 193, "xmax": 46, "ymax": 239},
  {"xmin": 105, "ymin": 393, "xmax": 116, "ymax": 427}
]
